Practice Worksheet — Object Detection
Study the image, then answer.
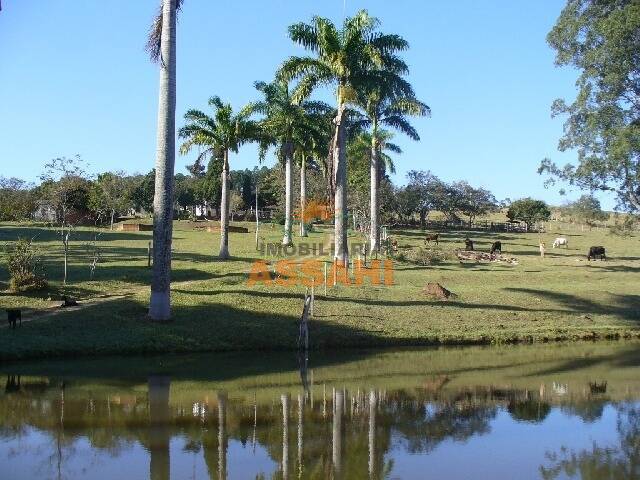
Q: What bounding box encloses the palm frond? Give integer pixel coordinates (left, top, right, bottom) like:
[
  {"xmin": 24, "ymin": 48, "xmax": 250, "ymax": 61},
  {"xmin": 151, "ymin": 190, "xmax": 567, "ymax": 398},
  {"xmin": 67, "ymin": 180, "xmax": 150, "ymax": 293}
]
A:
[
  {"xmin": 288, "ymin": 22, "xmax": 320, "ymax": 51},
  {"xmin": 146, "ymin": 0, "xmax": 184, "ymax": 63},
  {"xmin": 384, "ymin": 142, "xmax": 402, "ymax": 154},
  {"xmin": 382, "ymin": 115, "xmax": 420, "ymax": 141}
]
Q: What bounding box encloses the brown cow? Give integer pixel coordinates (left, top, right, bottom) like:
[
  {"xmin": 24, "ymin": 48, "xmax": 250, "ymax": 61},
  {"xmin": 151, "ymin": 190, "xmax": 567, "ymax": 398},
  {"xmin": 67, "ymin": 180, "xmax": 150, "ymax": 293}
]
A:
[{"xmin": 424, "ymin": 233, "xmax": 439, "ymax": 246}]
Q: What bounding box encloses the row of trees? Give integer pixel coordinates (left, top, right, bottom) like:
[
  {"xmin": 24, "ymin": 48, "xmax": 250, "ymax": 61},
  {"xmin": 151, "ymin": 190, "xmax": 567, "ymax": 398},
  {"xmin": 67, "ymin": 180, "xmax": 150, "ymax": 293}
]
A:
[
  {"xmin": 0, "ymin": 163, "xmax": 509, "ymax": 230},
  {"xmin": 0, "ymin": 163, "xmax": 284, "ymax": 226},
  {"xmin": 143, "ymin": 3, "xmax": 432, "ymax": 319},
  {"xmin": 28, "ymin": 0, "xmax": 629, "ymax": 320}
]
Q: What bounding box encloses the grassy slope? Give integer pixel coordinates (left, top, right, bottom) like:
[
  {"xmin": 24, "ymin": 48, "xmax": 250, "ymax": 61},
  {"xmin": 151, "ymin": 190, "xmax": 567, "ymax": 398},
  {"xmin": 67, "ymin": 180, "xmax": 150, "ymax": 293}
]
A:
[{"xmin": 0, "ymin": 220, "xmax": 639, "ymax": 359}]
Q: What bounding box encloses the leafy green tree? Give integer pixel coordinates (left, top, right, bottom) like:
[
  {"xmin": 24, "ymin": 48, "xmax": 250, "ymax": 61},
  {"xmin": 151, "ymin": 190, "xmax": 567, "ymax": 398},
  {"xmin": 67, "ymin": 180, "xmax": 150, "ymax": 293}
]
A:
[
  {"xmin": 179, "ymin": 96, "xmax": 257, "ymax": 259},
  {"xmin": 174, "ymin": 173, "xmax": 197, "ymax": 216},
  {"xmin": 454, "ymin": 182, "xmax": 497, "ymax": 227},
  {"xmin": 89, "ymin": 171, "xmax": 130, "ymax": 229},
  {"xmin": 539, "ymin": 0, "xmax": 640, "ymax": 212},
  {"xmin": 568, "ymin": 194, "xmax": 609, "ymax": 229},
  {"xmin": 198, "ymin": 157, "xmax": 223, "ymax": 214},
  {"xmin": 0, "ymin": 177, "xmax": 36, "ymax": 221},
  {"xmin": 240, "ymin": 169, "xmax": 253, "ymax": 208},
  {"xmin": 394, "ymin": 185, "xmax": 422, "ymax": 223},
  {"xmin": 405, "ymin": 170, "xmax": 440, "ymax": 228},
  {"xmin": 507, "ymin": 198, "xmax": 551, "ymax": 230},
  {"xmin": 280, "ymin": 10, "xmax": 410, "ymax": 262},
  {"xmin": 131, "ymin": 170, "xmax": 156, "ymax": 213}
]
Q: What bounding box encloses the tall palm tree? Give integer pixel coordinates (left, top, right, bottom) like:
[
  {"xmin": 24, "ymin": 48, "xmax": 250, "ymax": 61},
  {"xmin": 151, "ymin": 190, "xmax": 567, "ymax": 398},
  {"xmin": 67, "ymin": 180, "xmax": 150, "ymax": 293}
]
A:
[
  {"xmin": 179, "ymin": 97, "xmax": 257, "ymax": 259},
  {"xmin": 251, "ymin": 80, "xmax": 331, "ymax": 245},
  {"xmin": 146, "ymin": 0, "xmax": 183, "ymax": 321},
  {"xmin": 349, "ymin": 130, "xmax": 401, "ymax": 178},
  {"xmin": 348, "ymin": 130, "xmax": 401, "ymax": 232},
  {"xmin": 296, "ymin": 129, "xmax": 330, "ymax": 237},
  {"xmin": 358, "ymin": 90, "xmax": 429, "ymax": 253},
  {"xmin": 280, "ymin": 10, "xmax": 410, "ymax": 263}
]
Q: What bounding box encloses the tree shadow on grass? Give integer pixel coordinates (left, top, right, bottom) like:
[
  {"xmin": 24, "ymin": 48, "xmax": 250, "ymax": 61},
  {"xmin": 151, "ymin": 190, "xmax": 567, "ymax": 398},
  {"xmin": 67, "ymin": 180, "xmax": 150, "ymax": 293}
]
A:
[
  {"xmin": 0, "ymin": 296, "xmax": 415, "ymax": 364},
  {"xmin": 505, "ymin": 287, "xmax": 640, "ymax": 322},
  {"xmin": 172, "ymin": 287, "xmax": 564, "ymax": 314},
  {"xmin": 0, "ymin": 225, "xmax": 154, "ymax": 243}
]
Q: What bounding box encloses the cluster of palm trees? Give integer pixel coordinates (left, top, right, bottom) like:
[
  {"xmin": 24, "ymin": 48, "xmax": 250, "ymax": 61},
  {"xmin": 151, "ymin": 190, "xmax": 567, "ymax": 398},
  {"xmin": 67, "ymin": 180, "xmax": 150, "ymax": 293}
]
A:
[{"xmin": 147, "ymin": 0, "xmax": 428, "ymax": 321}]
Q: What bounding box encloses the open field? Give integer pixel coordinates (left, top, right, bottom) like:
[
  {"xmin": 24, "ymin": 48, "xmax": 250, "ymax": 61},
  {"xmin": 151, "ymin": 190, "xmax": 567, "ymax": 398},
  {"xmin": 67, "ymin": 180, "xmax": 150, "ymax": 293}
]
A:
[{"xmin": 0, "ymin": 220, "xmax": 639, "ymax": 360}]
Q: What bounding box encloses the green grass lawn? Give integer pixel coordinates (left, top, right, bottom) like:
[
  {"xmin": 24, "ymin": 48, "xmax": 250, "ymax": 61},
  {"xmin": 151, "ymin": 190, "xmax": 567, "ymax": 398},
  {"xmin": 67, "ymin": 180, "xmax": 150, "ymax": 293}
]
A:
[{"xmin": 0, "ymin": 219, "xmax": 639, "ymax": 360}]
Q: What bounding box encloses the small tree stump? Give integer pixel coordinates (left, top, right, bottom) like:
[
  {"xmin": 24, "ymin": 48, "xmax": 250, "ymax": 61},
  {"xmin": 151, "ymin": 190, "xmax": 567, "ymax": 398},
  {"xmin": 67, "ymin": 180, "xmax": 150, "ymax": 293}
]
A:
[{"xmin": 423, "ymin": 282, "xmax": 457, "ymax": 300}]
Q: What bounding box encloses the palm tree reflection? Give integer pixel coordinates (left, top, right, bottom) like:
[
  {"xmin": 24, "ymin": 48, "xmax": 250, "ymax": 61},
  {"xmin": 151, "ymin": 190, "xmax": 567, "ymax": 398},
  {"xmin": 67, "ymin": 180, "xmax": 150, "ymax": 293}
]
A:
[{"xmin": 148, "ymin": 376, "xmax": 170, "ymax": 480}]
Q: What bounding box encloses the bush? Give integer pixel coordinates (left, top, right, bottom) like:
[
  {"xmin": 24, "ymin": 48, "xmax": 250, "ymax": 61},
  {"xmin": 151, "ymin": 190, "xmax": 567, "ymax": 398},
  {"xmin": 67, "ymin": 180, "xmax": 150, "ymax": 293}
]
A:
[
  {"xmin": 6, "ymin": 238, "xmax": 48, "ymax": 292},
  {"xmin": 609, "ymin": 216, "xmax": 638, "ymax": 237},
  {"xmin": 272, "ymin": 210, "xmax": 286, "ymax": 225},
  {"xmin": 406, "ymin": 247, "xmax": 453, "ymax": 266}
]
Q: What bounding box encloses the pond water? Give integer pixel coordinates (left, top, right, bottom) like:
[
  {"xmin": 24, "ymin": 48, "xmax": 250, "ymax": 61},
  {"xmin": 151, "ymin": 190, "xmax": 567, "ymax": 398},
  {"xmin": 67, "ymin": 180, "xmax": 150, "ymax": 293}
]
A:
[{"xmin": 1, "ymin": 342, "xmax": 640, "ymax": 479}]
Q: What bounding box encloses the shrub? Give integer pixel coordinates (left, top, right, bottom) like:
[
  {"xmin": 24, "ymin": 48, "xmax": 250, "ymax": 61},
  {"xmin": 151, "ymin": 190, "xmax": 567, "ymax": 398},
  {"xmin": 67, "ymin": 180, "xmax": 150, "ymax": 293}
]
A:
[
  {"xmin": 609, "ymin": 216, "xmax": 638, "ymax": 237},
  {"xmin": 6, "ymin": 238, "xmax": 48, "ymax": 291},
  {"xmin": 406, "ymin": 247, "xmax": 453, "ymax": 266},
  {"xmin": 272, "ymin": 210, "xmax": 286, "ymax": 225}
]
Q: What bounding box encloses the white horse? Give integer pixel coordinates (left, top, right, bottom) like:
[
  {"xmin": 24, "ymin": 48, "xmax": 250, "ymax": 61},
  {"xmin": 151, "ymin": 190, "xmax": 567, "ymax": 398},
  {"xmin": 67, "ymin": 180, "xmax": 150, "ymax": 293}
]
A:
[{"xmin": 552, "ymin": 237, "xmax": 568, "ymax": 248}]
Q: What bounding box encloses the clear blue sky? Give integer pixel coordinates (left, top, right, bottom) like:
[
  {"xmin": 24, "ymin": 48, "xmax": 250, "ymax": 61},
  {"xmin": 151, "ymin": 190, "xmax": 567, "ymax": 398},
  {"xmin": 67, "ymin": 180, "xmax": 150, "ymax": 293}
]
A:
[{"xmin": 0, "ymin": 0, "xmax": 610, "ymax": 208}]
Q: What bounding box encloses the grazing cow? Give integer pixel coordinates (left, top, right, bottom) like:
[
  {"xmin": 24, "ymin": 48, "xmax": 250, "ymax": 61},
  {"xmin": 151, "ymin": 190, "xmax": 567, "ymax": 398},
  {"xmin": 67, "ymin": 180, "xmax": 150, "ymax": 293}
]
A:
[
  {"xmin": 464, "ymin": 238, "xmax": 474, "ymax": 251},
  {"xmin": 6, "ymin": 309, "xmax": 21, "ymax": 329},
  {"xmin": 587, "ymin": 246, "xmax": 606, "ymax": 261},
  {"xmin": 552, "ymin": 237, "xmax": 568, "ymax": 248},
  {"xmin": 490, "ymin": 241, "xmax": 502, "ymax": 255},
  {"xmin": 539, "ymin": 242, "xmax": 546, "ymax": 258},
  {"xmin": 424, "ymin": 233, "xmax": 439, "ymax": 245}
]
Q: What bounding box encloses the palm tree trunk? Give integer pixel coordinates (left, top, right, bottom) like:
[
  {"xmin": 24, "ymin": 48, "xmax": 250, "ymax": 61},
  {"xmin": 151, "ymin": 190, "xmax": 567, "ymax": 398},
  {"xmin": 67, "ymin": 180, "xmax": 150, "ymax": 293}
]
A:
[
  {"xmin": 369, "ymin": 130, "xmax": 379, "ymax": 254},
  {"xmin": 300, "ymin": 157, "xmax": 307, "ymax": 237},
  {"xmin": 283, "ymin": 144, "xmax": 293, "ymax": 246},
  {"xmin": 219, "ymin": 150, "xmax": 230, "ymax": 259},
  {"xmin": 334, "ymin": 104, "xmax": 348, "ymax": 264},
  {"xmin": 149, "ymin": 0, "xmax": 177, "ymax": 321}
]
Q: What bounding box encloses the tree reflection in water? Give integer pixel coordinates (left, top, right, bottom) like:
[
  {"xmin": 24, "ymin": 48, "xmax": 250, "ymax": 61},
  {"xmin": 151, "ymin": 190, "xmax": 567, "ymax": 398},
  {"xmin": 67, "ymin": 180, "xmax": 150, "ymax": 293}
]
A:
[
  {"xmin": 148, "ymin": 376, "xmax": 170, "ymax": 480},
  {"xmin": 2, "ymin": 342, "xmax": 640, "ymax": 480},
  {"xmin": 541, "ymin": 403, "xmax": 640, "ymax": 480}
]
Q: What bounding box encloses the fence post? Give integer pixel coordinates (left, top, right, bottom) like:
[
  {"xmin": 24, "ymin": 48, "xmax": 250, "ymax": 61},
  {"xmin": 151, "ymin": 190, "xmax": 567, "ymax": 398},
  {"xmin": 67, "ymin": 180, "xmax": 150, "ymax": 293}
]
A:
[
  {"xmin": 147, "ymin": 241, "xmax": 152, "ymax": 267},
  {"xmin": 311, "ymin": 278, "xmax": 315, "ymax": 316},
  {"xmin": 324, "ymin": 262, "xmax": 328, "ymax": 296}
]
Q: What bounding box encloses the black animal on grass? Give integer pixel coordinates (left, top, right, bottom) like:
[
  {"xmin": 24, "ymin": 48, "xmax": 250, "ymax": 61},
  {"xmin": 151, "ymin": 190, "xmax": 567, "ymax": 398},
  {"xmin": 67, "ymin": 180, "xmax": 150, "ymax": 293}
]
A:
[
  {"xmin": 464, "ymin": 238, "xmax": 474, "ymax": 251},
  {"xmin": 490, "ymin": 241, "xmax": 502, "ymax": 255},
  {"xmin": 587, "ymin": 246, "xmax": 606, "ymax": 261},
  {"xmin": 6, "ymin": 309, "xmax": 21, "ymax": 329},
  {"xmin": 60, "ymin": 296, "xmax": 78, "ymax": 307}
]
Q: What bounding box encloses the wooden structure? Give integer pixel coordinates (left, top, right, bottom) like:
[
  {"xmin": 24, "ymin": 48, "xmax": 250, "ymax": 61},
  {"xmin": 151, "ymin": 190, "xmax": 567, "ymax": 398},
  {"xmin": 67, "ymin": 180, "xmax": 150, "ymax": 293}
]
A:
[
  {"xmin": 206, "ymin": 225, "xmax": 249, "ymax": 234},
  {"xmin": 119, "ymin": 223, "xmax": 153, "ymax": 232}
]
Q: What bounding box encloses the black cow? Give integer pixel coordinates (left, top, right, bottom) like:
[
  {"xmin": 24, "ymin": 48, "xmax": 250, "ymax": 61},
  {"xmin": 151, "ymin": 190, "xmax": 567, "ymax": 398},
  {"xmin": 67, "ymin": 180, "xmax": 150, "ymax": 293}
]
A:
[
  {"xmin": 60, "ymin": 296, "xmax": 78, "ymax": 307},
  {"xmin": 6, "ymin": 309, "xmax": 21, "ymax": 329},
  {"xmin": 490, "ymin": 241, "xmax": 502, "ymax": 255},
  {"xmin": 464, "ymin": 238, "xmax": 474, "ymax": 251},
  {"xmin": 587, "ymin": 246, "xmax": 606, "ymax": 261}
]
